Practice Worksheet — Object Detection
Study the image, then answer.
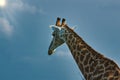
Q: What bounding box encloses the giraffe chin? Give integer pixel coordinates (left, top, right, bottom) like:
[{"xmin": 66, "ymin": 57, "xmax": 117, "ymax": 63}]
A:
[{"xmin": 48, "ymin": 49, "xmax": 56, "ymax": 55}]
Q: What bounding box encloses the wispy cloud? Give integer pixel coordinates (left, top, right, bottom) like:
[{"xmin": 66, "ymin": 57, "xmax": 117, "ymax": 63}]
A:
[
  {"xmin": 0, "ymin": 18, "xmax": 13, "ymax": 36},
  {"xmin": 6, "ymin": 0, "xmax": 45, "ymax": 14},
  {"xmin": 0, "ymin": 0, "xmax": 45, "ymax": 37}
]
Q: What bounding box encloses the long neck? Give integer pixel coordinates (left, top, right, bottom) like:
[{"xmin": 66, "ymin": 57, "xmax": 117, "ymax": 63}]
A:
[
  {"xmin": 64, "ymin": 27, "xmax": 120, "ymax": 79},
  {"xmin": 64, "ymin": 27, "xmax": 98, "ymax": 78}
]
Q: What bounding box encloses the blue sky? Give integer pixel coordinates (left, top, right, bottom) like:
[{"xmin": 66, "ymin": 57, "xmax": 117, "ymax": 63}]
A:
[{"xmin": 0, "ymin": 0, "xmax": 120, "ymax": 80}]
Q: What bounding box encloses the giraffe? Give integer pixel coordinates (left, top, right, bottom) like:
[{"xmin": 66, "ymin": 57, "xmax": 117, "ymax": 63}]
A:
[{"xmin": 48, "ymin": 17, "xmax": 120, "ymax": 80}]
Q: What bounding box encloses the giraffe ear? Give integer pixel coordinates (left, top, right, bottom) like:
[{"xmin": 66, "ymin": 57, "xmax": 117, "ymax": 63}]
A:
[
  {"xmin": 61, "ymin": 18, "xmax": 66, "ymax": 27},
  {"xmin": 56, "ymin": 17, "xmax": 61, "ymax": 26}
]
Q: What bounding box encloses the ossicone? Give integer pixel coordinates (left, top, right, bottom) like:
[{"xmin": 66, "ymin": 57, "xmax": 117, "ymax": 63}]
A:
[
  {"xmin": 61, "ymin": 18, "xmax": 66, "ymax": 27},
  {"xmin": 56, "ymin": 17, "xmax": 61, "ymax": 26},
  {"xmin": 55, "ymin": 17, "xmax": 67, "ymax": 27}
]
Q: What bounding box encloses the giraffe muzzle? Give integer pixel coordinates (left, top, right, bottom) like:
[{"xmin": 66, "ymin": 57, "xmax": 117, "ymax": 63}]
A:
[
  {"xmin": 48, "ymin": 50, "xmax": 53, "ymax": 55},
  {"xmin": 48, "ymin": 49, "xmax": 56, "ymax": 55}
]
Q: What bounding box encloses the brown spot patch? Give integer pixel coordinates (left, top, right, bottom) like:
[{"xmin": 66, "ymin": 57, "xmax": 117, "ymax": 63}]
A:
[
  {"xmin": 114, "ymin": 71, "xmax": 119, "ymax": 76},
  {"xmin": 85, "ymin": 66, "xmax": 89, "ymax": 72},
  {"xmin": 84, "ymin": 53, "xmax": 90, "ymax": 65},
  {"xmin": 73, "ymin": 44, "xmax": 76, "ymax": 50},
  {"xmin": 104, "ymin": 72, "xmax": 110, "ymax": 77},
  {"xmin": 68, "ymin": 34, "xmax": 72, "ymax": 39},
  {"xmin": 80, "ymin": 53, "xmax": 85, "ymax": 62}
]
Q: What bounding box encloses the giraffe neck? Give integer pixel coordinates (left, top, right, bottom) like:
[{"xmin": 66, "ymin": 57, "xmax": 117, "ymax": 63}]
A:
[
  {"xmin": 64, "ymin": 26, "xmax": 120, "ymax": 80},
  {"xmin": 64, "ymin": 27, "xmax": 97, "ymax": 79}
]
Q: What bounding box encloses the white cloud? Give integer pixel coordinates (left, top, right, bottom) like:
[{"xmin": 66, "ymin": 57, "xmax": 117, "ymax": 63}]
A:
[
  {"xmin": 0, "ymin": 0, "xmax": 45, "ymax": 37},
  {"xmin": 6, "ymin": 0, "xmax": 45, "ymax": 14},
  {"xmin": 0, "ymin": 18, "xmax": 13, "ymax": 36}
]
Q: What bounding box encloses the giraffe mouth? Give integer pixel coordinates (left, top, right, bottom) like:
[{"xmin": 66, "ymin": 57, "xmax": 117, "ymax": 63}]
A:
[
  {"xmin": 48, "ymin": 50, "xmax": 53, "ymax": 55},
  {"xmin": 48, "ymin": 49, "xmax": 56, "ymax": 55}
]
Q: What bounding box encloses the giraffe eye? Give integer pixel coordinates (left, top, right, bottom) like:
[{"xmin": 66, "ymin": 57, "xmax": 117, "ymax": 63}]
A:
[{"xmin": 52, "ymin": 33, "xmax": 55, "ymax": 36}]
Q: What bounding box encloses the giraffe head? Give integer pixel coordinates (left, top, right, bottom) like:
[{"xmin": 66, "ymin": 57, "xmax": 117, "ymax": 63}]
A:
[{"xmin": 48, "ymin": 17, "xmax": 67, "ymax": 55}]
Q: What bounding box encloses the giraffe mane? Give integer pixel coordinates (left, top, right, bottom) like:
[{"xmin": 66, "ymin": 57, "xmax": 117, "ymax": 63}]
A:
[{"xmin": 64, "ymin": 25, "xmax": 99, "ymax": 55}]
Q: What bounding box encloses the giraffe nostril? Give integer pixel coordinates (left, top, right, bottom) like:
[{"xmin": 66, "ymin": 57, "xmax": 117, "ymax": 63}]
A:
[
  {"xmin": 48, "ymin": 49, "xmax": 56, "ymax": 55},
  {"xmin": 48, "ymin": 50, "xmax": 53, "ymax": 55}
]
